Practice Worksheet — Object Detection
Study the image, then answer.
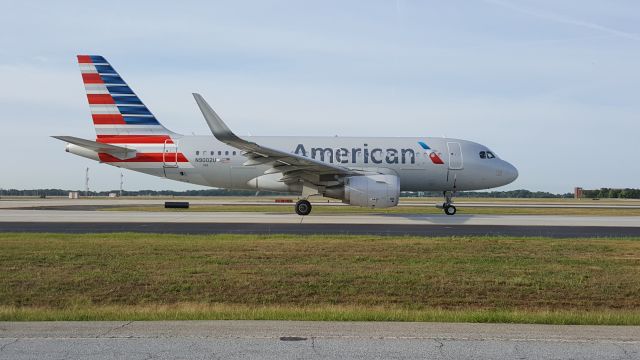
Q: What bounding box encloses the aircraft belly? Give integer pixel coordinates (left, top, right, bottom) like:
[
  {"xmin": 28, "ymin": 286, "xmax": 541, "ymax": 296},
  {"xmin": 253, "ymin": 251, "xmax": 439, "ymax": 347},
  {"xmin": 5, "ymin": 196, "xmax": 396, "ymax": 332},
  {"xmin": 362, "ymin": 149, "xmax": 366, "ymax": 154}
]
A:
[
  {"xmin": 230, "ymin": 166, "xmax": 262, "ymax": 190},
  {"xmin": 395, "ymin": 165, "xmax": 449, "ymax": 191}
]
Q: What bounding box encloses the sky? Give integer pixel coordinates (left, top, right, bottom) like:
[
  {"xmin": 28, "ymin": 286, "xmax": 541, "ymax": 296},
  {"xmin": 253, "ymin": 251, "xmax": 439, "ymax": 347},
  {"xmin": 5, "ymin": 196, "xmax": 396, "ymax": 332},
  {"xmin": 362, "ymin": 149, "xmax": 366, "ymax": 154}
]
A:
[{"xmin": 1, "ymin": 0, "xmax": 639, "ymax": 193}]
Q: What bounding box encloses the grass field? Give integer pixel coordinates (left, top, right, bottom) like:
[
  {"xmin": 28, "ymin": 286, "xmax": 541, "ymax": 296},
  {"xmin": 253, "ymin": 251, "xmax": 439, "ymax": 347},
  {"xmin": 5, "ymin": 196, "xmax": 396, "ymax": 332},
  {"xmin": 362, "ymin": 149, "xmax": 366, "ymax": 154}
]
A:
[
  {"xmin": 1, "ymin": 233, "xmax": 640, "ymax": 324},
  {"xmin": 104, "ymin": 204, "xmax": 640, "ymax": 216}
]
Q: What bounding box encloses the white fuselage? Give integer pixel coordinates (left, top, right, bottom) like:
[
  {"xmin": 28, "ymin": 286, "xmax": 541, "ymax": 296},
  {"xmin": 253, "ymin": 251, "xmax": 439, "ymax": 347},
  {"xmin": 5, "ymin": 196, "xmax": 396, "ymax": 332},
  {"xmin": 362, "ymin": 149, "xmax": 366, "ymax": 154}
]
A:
[{"xmin": 80, "ymin": 135, "xmax": 518, "ymax": 193}]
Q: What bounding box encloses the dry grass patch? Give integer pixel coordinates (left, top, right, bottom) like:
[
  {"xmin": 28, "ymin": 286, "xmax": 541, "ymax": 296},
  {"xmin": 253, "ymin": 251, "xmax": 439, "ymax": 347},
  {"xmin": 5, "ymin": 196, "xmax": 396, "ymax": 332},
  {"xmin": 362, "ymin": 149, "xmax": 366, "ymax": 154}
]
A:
[{"xmin": 1, "ymin": 233, "xmax": 639, "ymax": 322}]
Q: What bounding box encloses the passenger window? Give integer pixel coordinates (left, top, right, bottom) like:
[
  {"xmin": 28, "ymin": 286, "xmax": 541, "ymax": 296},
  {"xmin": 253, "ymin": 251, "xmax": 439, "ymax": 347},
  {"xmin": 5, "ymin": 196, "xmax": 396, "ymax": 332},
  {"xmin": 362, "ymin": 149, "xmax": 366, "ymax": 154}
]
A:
[
  {"xmin": 225, "ymin": 151, "xmax": 229, "ymax": 155},
  {"xmin": 211, "ymin": 151, "xmax": 214, "ymax": 155},
  {"xmin": 233, "ymin": 151, "xmax": 236, "ymax": 155},
  {"xmin": 479, "ymin": 151, "xmax": 486, "ymax": 159},
  {"xmin": 196, "ymin": 151, "xmax": 199, "ymax": 155},
  {"xmin": 218, "ymin": 151, "xmax": 222, "ymax": 155},
  {"xmin": 487, "ymin": 151, "xmax": 495, "ymax": 159}
]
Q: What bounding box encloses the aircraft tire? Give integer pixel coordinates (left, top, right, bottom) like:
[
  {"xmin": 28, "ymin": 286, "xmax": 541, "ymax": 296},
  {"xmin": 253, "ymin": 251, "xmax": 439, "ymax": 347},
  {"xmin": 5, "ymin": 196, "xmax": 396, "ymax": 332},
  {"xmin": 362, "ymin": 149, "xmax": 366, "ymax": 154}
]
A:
[
  {"xmin": 444, "ymin": 205, "xmax": 457, "ymax": 216},
  {"xmin": 295, "ymin": 200, "xmax": 312, "ymax": 216}
]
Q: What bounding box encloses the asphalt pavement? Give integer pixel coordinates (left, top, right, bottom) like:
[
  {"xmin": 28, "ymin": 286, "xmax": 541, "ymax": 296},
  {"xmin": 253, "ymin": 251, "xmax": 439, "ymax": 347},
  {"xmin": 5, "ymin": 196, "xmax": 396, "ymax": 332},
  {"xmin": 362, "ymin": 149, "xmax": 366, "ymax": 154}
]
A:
[
  {"xmin": 1, "ymin": 321, "xmax": 639, "ymax": 360},
  {"xmin": 1, "ymin": 221, "xmax": 639, "ymax": 237}
]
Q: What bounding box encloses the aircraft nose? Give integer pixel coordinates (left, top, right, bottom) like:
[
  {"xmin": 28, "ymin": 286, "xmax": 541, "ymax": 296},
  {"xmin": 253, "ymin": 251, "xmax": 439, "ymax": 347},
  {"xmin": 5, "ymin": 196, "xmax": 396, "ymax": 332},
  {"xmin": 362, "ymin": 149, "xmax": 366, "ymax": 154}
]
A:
[{"xmin": 503, "ymin": 161, "xmax": 518, "ymax": 184}]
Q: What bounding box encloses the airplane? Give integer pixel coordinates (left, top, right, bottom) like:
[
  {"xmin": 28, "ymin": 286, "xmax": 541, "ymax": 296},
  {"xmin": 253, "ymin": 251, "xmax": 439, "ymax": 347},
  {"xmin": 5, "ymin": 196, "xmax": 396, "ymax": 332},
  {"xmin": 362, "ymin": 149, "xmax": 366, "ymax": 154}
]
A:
[{"xmin": 54, "ymin": 55, "xmax": 518, "ymax": 216}]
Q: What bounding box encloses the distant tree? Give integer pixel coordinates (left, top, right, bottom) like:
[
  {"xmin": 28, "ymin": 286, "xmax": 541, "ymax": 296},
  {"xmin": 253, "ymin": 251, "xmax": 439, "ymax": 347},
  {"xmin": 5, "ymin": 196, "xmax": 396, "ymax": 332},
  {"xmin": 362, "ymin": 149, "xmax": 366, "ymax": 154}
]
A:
[
  {"xmin": 619, "ymin": 188, "xmax": 640, "ymax": 199},
  {"xmin": 597, "ymin": 188, "xmax": 609, "ymax": 198},
  {"xmin": 608, "ymin": 189, "xmax": 621, "ymax": 198}
]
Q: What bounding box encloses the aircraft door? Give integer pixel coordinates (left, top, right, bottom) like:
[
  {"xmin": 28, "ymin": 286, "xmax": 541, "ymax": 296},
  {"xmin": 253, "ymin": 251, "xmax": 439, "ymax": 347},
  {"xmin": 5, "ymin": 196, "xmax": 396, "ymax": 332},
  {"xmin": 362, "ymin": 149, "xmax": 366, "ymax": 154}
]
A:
[
  {"xmin": 163, "ymin": 139, "xmax": 178, "ymax": 168},
  {"xmin": 446, "ymin": 142, "xmax": 463, "ymax": 170}
]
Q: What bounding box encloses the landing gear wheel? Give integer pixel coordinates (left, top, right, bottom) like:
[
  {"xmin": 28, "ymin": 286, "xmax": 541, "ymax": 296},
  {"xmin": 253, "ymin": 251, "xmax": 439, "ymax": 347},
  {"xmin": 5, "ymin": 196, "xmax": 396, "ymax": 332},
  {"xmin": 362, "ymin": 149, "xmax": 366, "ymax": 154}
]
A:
[
  {"xmin": 444, "ymin": 205, "xmax": 457, "ymax": 216},
  {"xmin": 295, "ymin": 200, "xmax": 312, "ymax": 216}
]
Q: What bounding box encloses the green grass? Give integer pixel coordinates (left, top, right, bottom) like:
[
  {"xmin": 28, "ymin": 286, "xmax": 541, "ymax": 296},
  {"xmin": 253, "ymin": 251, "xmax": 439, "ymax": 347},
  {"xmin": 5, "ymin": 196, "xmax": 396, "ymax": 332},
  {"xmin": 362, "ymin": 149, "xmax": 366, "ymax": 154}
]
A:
[
  {"xmin": 104, "ymin": 204, "xmax": 640, "ymax": 216},
  {"xmin": 3, "ymin": 304, "xmax": 640, "ymax": 325},
  {"xmin": 1, "ymin": 233, "xmax": 640, "ymax": 323}
]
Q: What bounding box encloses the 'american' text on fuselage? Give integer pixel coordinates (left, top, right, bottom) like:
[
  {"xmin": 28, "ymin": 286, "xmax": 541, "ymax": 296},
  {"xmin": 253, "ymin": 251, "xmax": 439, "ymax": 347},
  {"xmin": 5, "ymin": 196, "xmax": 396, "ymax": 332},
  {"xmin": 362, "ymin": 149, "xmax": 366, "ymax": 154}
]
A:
[{"xmin": 294, "ymin": 144, "xmax": 416, "ymax": 164}]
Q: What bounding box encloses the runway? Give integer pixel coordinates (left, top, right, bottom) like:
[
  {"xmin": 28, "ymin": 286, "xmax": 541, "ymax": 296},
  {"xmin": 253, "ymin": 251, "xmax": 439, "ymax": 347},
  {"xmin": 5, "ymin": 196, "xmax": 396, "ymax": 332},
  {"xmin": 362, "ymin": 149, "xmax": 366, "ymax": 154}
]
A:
[
  {"xmin": 1, "ymin": 321, "xmax": 638, "ymax": 360},
  {"xmin": 2, "ymin": 221, "xmax": 640, "ymax": 237},
  {"xmin": 1, "ymin": 207, "xmax": 639, "ymax": 236}
]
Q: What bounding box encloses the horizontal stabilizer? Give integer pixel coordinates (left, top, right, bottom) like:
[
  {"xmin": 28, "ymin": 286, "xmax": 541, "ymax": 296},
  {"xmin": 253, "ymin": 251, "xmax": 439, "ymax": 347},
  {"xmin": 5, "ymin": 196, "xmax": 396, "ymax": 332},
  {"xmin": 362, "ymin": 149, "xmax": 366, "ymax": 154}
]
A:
[{"xmin": 52, "ymin": 136, "xmax": 137, "ymax": 159}]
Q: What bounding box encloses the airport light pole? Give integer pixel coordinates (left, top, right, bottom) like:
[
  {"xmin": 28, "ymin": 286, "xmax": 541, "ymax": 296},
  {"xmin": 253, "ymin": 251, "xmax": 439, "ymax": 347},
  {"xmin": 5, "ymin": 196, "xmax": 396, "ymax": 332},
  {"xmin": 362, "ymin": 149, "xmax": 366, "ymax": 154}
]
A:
[{"xmin": 85, "ymin": 167, "xmax": 89, "ymax": 197}]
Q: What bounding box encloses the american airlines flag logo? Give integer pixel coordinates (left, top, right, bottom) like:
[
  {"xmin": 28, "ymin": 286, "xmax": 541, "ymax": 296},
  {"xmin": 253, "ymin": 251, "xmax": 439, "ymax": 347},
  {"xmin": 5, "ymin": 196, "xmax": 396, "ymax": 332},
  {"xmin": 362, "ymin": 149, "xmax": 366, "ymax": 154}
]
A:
[{"xmin": 418, "ymin": 141, "xmax": 444, "ymax": 164}]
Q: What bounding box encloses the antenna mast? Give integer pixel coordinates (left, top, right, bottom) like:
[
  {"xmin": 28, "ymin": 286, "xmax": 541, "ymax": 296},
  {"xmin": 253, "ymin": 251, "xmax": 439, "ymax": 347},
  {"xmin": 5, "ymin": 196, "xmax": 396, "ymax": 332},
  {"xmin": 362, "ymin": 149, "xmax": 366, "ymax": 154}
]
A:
[{"xmin": 84, "ymin": 167, "xmax": 90, "ymax": 197}]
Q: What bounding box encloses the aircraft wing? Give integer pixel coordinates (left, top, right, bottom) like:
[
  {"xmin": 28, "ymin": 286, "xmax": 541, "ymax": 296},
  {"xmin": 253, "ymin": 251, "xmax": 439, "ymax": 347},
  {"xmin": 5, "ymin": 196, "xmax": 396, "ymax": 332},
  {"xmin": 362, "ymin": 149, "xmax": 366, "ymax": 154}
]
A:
[
  {"xmin": 192, "ymin": 93, "xmax": 359, "ymax": 184},
  {"xmin": 52, "ymin": 136, "xmax": 137, "ymax": 159}
]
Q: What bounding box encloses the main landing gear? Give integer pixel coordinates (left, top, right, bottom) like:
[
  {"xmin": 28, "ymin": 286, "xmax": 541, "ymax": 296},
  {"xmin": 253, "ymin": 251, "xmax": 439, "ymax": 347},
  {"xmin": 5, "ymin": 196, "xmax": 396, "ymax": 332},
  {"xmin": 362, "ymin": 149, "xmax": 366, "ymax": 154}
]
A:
[
  {"xmin": 295, "ymin": 199, "xmax": 312, "ymax": 216},
  {"xmin": 440, "ymin": 191, "xmax": 457, "ymax": 216}
]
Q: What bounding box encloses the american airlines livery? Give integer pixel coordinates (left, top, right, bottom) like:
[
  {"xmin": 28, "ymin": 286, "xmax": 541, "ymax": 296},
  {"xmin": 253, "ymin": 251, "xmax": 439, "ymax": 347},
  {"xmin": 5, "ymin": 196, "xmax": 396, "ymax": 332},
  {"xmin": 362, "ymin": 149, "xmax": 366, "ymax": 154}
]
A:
[{"xmin": 54, "ymin": 55, "xmax": 518, "ymax": 216}]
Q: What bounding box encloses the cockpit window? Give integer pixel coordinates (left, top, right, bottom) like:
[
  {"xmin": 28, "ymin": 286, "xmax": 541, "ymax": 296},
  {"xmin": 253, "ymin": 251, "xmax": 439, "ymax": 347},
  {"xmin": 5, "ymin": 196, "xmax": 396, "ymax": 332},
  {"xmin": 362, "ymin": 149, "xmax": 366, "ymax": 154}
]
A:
[
  {"xmin": 479, "ymin": 151, "xmax": 486, "ymax": 159},
  {"xmin": 486, "ymin": 151, "xmax": 495, "ymax": 159}
]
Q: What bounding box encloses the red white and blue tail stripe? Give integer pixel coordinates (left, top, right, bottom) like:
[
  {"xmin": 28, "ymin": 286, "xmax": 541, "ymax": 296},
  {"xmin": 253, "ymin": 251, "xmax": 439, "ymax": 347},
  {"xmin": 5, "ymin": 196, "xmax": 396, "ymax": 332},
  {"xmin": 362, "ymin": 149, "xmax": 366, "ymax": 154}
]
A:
[
  {"xmin": 77, "ymin": 55, "xmax": 188, "ymax": 165},
  {"xmin": 77, "ymin": 55, "xmax": 175, "ymax": 137}
]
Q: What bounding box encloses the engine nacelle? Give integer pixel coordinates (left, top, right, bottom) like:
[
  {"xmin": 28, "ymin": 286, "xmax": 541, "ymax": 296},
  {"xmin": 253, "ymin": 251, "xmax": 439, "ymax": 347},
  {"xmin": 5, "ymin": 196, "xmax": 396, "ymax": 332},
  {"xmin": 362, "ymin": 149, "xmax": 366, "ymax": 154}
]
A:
[
  {"xmin": 247, "ymin": 173, "xmax": 302, "ymax": 193},
  {"xmin": 343, "ymin": 174, "xmax": 400, "ymax": 208}
]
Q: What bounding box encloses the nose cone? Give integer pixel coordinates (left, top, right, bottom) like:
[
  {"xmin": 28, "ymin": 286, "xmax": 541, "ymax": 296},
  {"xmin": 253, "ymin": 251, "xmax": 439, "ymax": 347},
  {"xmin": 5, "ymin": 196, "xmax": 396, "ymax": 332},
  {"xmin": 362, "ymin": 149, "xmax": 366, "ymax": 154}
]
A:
[{"xmin": 503, "ymin": 161, "xmax": 518, "ymax": 185}]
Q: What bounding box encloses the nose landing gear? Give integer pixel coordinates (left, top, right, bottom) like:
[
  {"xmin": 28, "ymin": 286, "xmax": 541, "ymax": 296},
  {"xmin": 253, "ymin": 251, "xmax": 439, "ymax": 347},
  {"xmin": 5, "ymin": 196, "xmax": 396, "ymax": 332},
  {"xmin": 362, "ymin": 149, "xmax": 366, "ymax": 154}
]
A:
[{"xmin": 438, "ymin": 191, "xmax": 457, "ymax": 215}]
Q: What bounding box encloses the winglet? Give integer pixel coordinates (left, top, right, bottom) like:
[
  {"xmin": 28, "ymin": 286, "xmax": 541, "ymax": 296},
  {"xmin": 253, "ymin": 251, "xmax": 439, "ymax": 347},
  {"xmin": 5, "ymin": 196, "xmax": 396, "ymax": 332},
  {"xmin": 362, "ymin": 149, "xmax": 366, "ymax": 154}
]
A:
[{"xmin": 192, "ymin": 93, "xmax": 242, "ymax": 144}]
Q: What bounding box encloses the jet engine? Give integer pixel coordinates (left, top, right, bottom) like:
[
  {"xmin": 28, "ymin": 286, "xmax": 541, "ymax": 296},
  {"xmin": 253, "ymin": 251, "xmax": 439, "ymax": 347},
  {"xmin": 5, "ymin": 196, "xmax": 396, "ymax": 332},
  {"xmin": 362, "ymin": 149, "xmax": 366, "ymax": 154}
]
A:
[{"xmin": 342, "ymin": 174, "xmax": 400, "ymax": 208}]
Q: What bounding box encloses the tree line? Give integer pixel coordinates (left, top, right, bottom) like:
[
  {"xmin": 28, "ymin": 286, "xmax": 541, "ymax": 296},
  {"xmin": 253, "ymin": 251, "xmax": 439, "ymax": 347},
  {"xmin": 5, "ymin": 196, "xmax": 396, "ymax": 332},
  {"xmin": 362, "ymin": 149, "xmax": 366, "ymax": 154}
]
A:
[
  {"xmin": 1, "ymin": 188, "xmax": 638, "ymax": 199},
  {"xmin": 580, "ymin": 188, "xmax": 640, "ymax": 199}
]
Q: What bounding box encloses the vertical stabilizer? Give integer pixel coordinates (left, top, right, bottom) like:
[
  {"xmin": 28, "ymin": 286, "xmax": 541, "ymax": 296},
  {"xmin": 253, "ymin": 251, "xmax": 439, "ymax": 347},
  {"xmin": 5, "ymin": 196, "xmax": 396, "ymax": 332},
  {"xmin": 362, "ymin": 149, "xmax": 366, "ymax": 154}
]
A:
[{"xmin": 77, "ymin": 55, "xmax": 176, "ymax": 139}]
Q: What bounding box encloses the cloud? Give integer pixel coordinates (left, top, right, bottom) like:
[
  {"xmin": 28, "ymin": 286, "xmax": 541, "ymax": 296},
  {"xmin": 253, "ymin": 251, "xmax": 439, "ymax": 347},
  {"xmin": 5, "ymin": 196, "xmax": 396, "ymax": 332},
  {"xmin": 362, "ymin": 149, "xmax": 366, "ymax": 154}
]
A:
[{"xmin": 484, "ymin": 0, "xmax": 640, "ymax": 41}]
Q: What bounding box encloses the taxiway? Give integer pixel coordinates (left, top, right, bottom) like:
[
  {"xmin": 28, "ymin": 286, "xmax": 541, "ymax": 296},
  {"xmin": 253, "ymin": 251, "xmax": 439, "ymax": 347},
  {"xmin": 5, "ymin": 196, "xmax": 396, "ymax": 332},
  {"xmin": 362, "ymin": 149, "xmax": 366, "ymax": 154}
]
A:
[{"xmin": 1, "ymin": 199, "xmax": 639, "ymax": 237}]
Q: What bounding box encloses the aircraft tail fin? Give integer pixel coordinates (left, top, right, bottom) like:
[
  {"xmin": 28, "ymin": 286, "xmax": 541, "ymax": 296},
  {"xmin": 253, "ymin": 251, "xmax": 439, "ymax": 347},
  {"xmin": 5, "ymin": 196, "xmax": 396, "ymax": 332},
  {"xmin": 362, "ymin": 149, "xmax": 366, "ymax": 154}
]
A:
[{"xmin": 77, "ymin": 55, "xmax": 176, "ymax": 138}]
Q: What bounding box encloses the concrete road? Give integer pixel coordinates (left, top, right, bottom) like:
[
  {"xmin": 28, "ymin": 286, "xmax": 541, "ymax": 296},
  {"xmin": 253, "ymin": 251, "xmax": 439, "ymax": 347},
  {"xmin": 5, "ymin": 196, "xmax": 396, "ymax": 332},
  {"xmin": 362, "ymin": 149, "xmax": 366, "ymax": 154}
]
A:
[{"xmin": 1, "ymin": 321, "xmax": 638, "ymax": 360}]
